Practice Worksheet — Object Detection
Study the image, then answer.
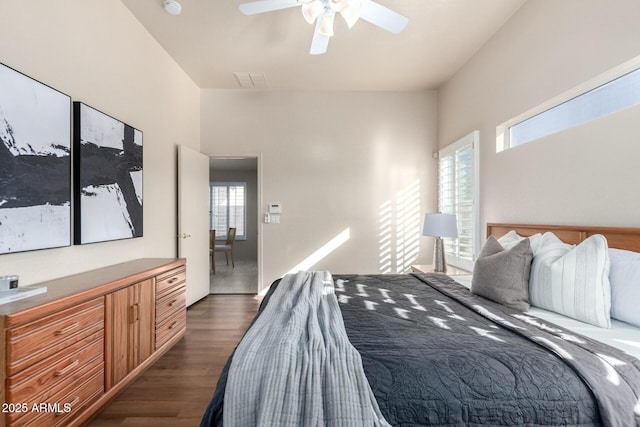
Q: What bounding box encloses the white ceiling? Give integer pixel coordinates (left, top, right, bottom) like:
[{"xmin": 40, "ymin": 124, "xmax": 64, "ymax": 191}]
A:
[{"xmin": 122, "ymin": 0, "xmax": 526, "ymax": 91}]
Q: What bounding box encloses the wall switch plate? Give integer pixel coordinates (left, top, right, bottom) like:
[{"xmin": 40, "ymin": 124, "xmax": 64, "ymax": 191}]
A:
[
  {"xmin": 268, "ymin": 203, "xmax": 282, "ymax": 214},
  {"xmin": 271, "ymin": 214, "xmax": 280, "ymax": 224}
]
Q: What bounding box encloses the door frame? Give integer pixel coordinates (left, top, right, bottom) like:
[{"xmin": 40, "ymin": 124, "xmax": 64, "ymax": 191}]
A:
[{"xmin": 208, "ymin": 153, "xmax": 262, "ymax": 293}]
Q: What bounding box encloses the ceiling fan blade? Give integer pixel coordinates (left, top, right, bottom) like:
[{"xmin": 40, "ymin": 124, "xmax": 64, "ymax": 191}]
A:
[
  {"xmin": 239, "ymin": 0, "xmax": 302, "ymax": 15},
  {"xmin": 358, "ymin": 0, "xmax": 408, "ymax": 34},
  {"xmin": 309, "ymin": 17, "xmax": 330, "ymax": 55}
]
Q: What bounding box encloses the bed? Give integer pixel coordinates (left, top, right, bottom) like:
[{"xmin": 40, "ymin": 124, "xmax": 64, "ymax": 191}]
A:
[{"xmin": 200, "ymin": 224, "xmax": 640, "ymax": 426}]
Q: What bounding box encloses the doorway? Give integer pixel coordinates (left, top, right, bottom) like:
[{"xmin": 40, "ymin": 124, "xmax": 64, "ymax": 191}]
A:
[{"xmin": 209, "ymin": 157, "xmax": 259, "ymax": 294}]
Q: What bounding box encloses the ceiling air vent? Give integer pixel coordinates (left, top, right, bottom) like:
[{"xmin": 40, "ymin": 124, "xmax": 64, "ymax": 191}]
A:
[{"xmin": 233, "ymin": 72, "xmax": 267, "ymax": 89}]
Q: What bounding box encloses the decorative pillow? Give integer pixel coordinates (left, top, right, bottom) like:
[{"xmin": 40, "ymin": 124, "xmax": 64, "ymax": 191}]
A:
[
  {"xmin": 529, "ymin": 232, "xmax": 611, "ymax": 328},
  {"xmin": 608, "ymin": 248, "xmax": 640, "ymax": 327},
  {"xmin": 471, "ymin": 236, "xmax": 533, "ymax": 311},
  {"xmin": 497, "ymin": 230, "xmax": 543, "ymax": 254}
]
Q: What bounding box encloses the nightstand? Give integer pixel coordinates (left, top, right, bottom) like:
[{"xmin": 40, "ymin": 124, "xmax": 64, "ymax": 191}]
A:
[{"xmin": 410, "ymin": 265, "xmax": 470, "ymax": 276}]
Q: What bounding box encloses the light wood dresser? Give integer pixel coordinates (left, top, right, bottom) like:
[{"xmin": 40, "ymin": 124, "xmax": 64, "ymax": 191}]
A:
[{"xmin": 0, "ymin": 258, "xmax": 186, "ymax": 427}]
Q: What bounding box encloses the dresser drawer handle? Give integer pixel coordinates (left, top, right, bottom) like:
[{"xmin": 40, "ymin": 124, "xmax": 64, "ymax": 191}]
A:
[
  {"xmin": 54, "ymin": 359, "xmax": 79, "ymax": 377},
  {"xmin": 168, "ymin": 277, "xmax": 179, "ymax": 284},
  {"xmin": 168, "ymin": 299, "xmax": 178, "ymax": 307},
  {"xmin": 56, "ymin": 396, "xmax": 79, "ymax": 416},
  {"xmin": 168, "ymin": 321, "xmax": 178, "ymax": 330},
  {"xmin": 55, "ymin": 321, "xmax": 80, "ymax": 335}
]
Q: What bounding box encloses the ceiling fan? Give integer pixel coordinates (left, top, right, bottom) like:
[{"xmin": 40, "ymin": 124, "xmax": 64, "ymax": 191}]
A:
[{"xmin": 238, "ymin": 0, "xmax": 409, "ymax": 55}]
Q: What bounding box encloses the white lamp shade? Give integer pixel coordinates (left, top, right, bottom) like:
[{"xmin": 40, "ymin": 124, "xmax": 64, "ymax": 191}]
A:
[{"xmin": 423, "ymin": 213, "xmax": 458, "ymax": 238}]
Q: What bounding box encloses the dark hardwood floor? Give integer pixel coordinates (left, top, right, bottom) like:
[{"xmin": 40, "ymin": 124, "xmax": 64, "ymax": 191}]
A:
[{"xmin": 88, "ymin": 294, "xmax": 261, "ymax": 426}]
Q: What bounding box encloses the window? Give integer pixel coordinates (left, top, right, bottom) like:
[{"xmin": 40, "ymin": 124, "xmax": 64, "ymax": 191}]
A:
[
  {"xmin": 438, "ymin": 131, "xmax": 479, "ymax": 272},
  {"xmin": 210, "ymin": 182, "xmax": 246, "ymax": 240},
  {"xmin": 498, "ymin": 58, "xmax": 640, "ymax": 151}
]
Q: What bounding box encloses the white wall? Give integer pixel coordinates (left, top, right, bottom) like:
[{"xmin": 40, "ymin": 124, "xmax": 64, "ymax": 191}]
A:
[
  {"xmin": 0, "ymin": 1, "xmax": 200, "ymax": 285},
  {"xmin": 439, "ymin": 0, "xmax": 640, "ymax": 233},
  {"xmin": 201, "ymin": 90, "xmax": 438, "ymax": 290}
]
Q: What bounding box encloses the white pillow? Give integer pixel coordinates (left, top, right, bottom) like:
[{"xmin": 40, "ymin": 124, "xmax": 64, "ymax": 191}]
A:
[
  {"xmin": 497, "ymin": 230, "xmax": 543, "ymax": 254},
  {"xmin": 529, "ymin": 232, "xmax": 611, "ymax": 328},
  {"xmin": 609, "ymin": 248, "xmax": 640, "ymax": 327}
]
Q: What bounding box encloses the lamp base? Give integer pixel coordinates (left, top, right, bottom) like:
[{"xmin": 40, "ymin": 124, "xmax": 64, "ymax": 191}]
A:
[{"xmin": 433, "ymin": 237, "xmax": 447, "ymax": 273}]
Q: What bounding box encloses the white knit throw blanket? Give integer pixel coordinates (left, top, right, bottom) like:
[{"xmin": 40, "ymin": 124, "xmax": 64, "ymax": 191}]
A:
[{"xmin": 223, "ymin": 271, "xmax": 390, "ymax": 426}]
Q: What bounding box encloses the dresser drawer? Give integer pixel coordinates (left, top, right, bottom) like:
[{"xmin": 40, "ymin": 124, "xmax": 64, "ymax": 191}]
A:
[
  {"xmin": 155, "ymin": 308, "xmax": 186, "ymax": 350},
  {"xmin": 156, "ymin": 287, "xmax": 186, "ymax": 324},
  {"xmin": 7, "ymin": 333, "xmax": 104, "ymax": 404},
  {"xmin": 6, "ymin": 298, "xmax": 104, "ymax": 376},
  {"xmin": 156, "ymin": 267, "xmax": 186, "ymax": 297},
  {"xmin": 7, "ymin": 363, "xmax": 104, "ymax": 426}
]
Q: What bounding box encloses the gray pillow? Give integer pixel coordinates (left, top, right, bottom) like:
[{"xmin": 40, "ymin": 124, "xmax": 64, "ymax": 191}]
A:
[{"xmin": 471, "ymin": 236, "xmax": 533, "ymax": 311}]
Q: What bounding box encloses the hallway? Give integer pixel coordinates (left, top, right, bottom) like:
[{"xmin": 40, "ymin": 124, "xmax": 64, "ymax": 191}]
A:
[{"xmin": 209, "ymin": 257, "xmax": 257, "ymax": 294}]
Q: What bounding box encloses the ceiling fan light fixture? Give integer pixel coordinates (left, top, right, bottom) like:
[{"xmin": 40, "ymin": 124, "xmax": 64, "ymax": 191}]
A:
[
  {"xmin": 339, "ymin": 4, "xmax": 359, "ymax": 28},
  {"xmin": 238, "ymin": 0, "xmax": 408, "ymax": 55},
  {"xmin": 329, "ymin": 0, "xmax": 346, "ymax": 12},
  {"xmin": 318, "ymin": 11, "xmax": 335, "ymax": 37},
  {"xmin": 302, "ymin": 0, "xmax": 324, "ymax": 24}
]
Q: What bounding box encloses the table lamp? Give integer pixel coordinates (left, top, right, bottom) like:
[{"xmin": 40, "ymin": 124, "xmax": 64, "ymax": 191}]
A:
[{"xmin": 422, "ymin": 213, "xmax": 458, "ymax": 273}]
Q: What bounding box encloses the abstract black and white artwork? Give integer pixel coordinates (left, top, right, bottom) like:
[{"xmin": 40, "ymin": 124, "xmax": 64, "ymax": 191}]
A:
[
  {"xmin": 0, "ymin": 63, "xmax": 71, "ymax": 254},
  {"xmin": 73, "ymin": 102, "xmax": 142, "ymax": 245}
]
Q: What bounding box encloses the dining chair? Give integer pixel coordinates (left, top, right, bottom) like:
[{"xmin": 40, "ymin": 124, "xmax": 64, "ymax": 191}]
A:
[{"xmin": 214, "ymin": 227, "xmax": 236, "ymax": 271}]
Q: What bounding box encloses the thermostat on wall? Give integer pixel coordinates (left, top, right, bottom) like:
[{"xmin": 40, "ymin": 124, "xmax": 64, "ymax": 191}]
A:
[{"xmin": 268, "ymin": 203, "xmax": 282, "ymax": 214}]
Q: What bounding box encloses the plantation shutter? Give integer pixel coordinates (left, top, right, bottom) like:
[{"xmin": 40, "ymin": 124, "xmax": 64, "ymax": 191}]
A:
[
  {"xmin": 438, "ymin": 131, "xmax": 478, "ymax": 271},
  {"xmin": 228, "ymin": 185, "xmax": 245, "ymax": 237},
  {"xmin": 210, "ymin": 183, "xmax": 246, "ymax": 239}
]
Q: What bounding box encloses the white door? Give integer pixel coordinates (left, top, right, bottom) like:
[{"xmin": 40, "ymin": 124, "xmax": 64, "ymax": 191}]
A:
[{"xmin": 178, "ymin": 145, "xmax": 210, "ymax": 306}]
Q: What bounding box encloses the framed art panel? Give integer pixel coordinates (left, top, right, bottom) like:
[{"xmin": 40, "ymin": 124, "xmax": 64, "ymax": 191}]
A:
[
  {"xmin": 0, "ymin": 63, "xmax": 72, "ymax": 254},
  {"xmin": 73, "ymin": 102, "xmax": 143, "ymax": 245}
]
